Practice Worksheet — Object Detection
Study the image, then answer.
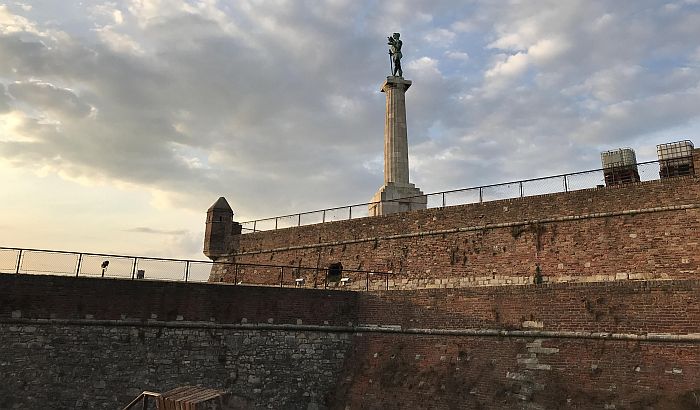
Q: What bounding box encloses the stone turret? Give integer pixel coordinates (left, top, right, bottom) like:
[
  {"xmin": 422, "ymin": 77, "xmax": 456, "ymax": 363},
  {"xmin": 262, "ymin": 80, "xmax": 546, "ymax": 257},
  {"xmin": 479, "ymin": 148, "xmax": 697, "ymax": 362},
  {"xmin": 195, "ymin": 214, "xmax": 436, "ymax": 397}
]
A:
[{"xmin": 203, "ymin": 197, "xmax": 241, "ymax": 260}]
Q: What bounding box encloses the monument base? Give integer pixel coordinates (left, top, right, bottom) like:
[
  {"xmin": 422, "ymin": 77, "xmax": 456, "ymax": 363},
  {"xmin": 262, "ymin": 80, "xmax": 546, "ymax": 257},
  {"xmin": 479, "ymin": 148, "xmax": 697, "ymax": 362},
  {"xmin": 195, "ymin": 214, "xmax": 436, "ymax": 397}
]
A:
[{"xmin": 369, "ymin": 182, "xmax": 427, "ymax": 216}]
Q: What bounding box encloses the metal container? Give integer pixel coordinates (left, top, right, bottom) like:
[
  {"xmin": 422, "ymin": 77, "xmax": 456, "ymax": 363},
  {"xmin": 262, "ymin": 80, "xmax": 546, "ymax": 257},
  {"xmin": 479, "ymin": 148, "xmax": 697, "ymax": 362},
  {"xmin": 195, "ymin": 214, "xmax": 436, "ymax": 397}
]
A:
[
  {"xmin": 601, "ymin": 148, "xmax": 637, "ymax": 169},
  {"xmin": 601, "ymin": 148, "xmax": 640, "ymax": 186},
  {"xmin": 657, "ymin": 140, "xmax": 694, "ymax": 161},
  {"xmin": 657, "ymin": 140, "xmax": 694, "ymax": 178}
]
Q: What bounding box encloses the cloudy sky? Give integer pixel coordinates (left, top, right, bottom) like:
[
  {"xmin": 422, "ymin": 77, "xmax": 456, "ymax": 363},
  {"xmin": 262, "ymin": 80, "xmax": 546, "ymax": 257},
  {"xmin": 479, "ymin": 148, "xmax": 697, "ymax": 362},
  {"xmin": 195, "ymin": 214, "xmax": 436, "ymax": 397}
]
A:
[{"xmin": 1, "ymin": 0, "xmax": 699, "ymax": 259}]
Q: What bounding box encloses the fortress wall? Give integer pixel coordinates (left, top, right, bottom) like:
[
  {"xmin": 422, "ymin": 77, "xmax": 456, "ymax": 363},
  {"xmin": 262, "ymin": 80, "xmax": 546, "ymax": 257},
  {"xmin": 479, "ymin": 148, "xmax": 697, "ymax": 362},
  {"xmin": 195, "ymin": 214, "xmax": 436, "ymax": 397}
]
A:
[
  {"xmin": 211, "ymin": 176, "xmax": 700, "ymax": 288},
  {"xmin": 1, "ymin": 274, "xmax": 699, "ymax": 409},
  {"xmin": 0, "ymin": 274, "xmax": 357, "ymax": 409},
  {"xmin": 0, "ymin": 272, "xmax": 358, "ymax": 326},
  {"xmin": 356, "ymin": 280, "xmax": 700, "ymax": 335},
  {"xmin": 333, "ymin": 335, "xmax": 700, "ymax": 409},
  {"xmin": 2, "ymin": 324, "xmax": 350, "ymax": 409}
]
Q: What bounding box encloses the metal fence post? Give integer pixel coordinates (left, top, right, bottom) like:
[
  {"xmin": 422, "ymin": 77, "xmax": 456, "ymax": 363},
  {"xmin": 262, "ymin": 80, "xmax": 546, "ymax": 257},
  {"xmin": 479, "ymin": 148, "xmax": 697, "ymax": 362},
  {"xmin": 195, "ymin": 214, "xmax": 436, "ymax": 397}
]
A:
[
  {"xmin": 185, "ymin": 261, "xmax": 190, "ymax": 282},
  {"xmin": 75, "ymin": 253, "xmax": 83, "ymax": 277},
  {"xmin": 366, "ymin": 273, "xmax": 369, "ymax": 291},
  {"xmin": 322, "ymin": 210, "xmax": 326, "ymax": 223},
  {"xmin": 519, "ymin": 181, "xmax": 523, "ymax": 198},
  {"xmin": 349, "ymin": 206, "xmax": 352, "ymax": 220},
  {"xmin": 275, "ymin": 217, "xmax": 278, "ymax": 230},
  {"xmin": 442, "ymin": 192, "xmax": 446, "ymax": 207},
  {"xmin": 15, "ymin": 249, "xmax": 22, "ymax": 274},
  {"xmin": 131, "ymin": 258, "xmax": 138, "ymax": 280},
  {"xmin": 253, "ymin": 221, "xmax": 257, "ymax": 232},
  {"xmin": 479, "ymin": 187, "xmax": 483, "ymax": 203},
  {"xmin": 564, "ymin": 175, "xmax": 569, "ymax": 192},
  {"xmin": 298, "ymin": 214, "xmax": 301, "ymax": 226},
  {"xmin": 280, "ymin": 267, "xmax": 284, "ymax": 288},
  {"xmin": 385, "ymin": 274, "xmax": 389, "ymax": 291}
]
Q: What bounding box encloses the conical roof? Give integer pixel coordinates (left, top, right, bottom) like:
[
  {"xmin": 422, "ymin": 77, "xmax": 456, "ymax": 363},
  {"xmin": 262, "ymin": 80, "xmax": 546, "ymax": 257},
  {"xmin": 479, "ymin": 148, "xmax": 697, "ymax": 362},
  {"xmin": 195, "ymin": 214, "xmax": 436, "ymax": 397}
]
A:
[{"xmin": 207, "ymin": 196, "xmax": 233, "ymax": 213}]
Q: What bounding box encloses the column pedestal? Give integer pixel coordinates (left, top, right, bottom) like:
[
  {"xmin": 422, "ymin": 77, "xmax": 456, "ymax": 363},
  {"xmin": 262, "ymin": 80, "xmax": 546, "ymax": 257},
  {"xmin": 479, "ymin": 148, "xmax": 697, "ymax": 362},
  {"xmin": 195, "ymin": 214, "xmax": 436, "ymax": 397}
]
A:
[{"xmin": 369, "ymin": 182, "xmax": 427, "ymax": 216}]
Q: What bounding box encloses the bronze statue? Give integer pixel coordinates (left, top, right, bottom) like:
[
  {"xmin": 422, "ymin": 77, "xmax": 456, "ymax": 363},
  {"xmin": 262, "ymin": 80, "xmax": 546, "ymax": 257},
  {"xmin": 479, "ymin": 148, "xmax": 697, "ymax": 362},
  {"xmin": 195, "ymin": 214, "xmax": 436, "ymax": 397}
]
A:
[{"xmin": 388, "ymin": 32, "xmax": 403, "ymax": 77}]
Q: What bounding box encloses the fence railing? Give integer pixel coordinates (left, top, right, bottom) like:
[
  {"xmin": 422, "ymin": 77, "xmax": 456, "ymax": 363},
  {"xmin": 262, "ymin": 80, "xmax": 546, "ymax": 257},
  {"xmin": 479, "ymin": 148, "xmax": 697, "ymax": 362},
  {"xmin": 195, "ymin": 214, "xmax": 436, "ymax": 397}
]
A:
[
  {"xmin": 0, "ymin": 246, "xmax": 394, "ymax": 291},
  {"xmin": 240, "ymin": 157, "xmax": 695, "ymax": 232}
]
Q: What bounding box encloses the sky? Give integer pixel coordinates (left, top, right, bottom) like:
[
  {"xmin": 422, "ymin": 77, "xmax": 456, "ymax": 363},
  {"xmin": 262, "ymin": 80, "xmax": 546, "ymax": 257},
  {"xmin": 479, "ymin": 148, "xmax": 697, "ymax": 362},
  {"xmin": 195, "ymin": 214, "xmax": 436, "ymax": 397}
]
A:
[{"xmin": 1, "ymin": 0, "xmax": 699, "ymax": 260}]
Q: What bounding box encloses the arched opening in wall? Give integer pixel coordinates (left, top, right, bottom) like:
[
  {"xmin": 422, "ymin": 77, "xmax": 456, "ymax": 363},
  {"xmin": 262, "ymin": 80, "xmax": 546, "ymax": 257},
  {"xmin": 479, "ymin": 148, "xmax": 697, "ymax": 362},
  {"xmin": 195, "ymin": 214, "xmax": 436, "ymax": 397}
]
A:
[{"xmin": 327, "ymin": 262, "xmax": 343, "ymax": 286}]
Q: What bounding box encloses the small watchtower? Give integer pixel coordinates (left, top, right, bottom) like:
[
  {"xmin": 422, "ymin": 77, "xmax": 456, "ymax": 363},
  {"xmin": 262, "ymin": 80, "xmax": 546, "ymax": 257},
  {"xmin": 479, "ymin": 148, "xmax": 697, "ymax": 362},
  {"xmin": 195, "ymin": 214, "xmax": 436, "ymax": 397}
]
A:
[{"xmin": 203, "ymin": 197, "xmax": 240, "ymax": 260}]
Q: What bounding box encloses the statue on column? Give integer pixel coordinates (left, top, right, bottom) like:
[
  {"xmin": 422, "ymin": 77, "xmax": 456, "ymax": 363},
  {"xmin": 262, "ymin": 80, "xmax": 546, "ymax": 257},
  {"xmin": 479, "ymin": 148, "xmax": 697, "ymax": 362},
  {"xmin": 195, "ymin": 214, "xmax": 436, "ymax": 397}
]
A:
[{"xmin": 388, "ymin": 32, "xmax": 403, "ymax": 77}]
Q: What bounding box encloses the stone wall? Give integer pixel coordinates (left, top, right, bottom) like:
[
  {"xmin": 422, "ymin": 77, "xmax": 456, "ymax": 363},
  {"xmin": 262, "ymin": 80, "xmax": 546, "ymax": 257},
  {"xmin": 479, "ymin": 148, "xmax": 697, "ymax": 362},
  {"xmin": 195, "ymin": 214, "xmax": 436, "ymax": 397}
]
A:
[
  {"xmin": 1, "ymin": 274, "xmax": 699, "ymax": 409},
  {"xmin": 2, "ymin": 324, "xmax": 350, "ymax": 409},
  {"xmin": 210, "ymin": 175, "xmax": 700, "ymax": 289},
  {"xmin": 0, "ymin": 275, "xmax": 357, "ymax": 409}
]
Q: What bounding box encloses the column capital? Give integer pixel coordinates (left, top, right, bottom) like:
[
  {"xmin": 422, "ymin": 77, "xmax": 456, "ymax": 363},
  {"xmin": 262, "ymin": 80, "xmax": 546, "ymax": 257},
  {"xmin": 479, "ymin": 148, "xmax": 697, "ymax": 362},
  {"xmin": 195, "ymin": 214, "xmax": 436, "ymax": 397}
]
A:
[{"xmin": 381, "ymin": 76, "xmax": 412, "ymax": 93}]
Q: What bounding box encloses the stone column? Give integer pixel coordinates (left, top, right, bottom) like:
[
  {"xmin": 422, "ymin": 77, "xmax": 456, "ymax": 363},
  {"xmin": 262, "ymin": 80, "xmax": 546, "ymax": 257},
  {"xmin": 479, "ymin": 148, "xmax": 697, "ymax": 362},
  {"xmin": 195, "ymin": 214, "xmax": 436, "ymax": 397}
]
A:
[
  {"xmin": 383, "ymin": 77, "xmax": 411, "ymax": 185},
  {"xmin": 369, "ymin": 77, "xmax": 427, "ymax": 217}
]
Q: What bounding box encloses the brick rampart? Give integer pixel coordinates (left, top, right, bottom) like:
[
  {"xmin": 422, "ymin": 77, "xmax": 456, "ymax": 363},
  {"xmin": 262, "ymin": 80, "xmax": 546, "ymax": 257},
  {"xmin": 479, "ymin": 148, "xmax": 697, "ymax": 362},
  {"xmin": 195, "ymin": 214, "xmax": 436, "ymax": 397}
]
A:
[
  {"xmin": 357, "ymin": 280, "xmax": 700, "ymax": 335},
  {"xmin": 332, "ymin": 335, "xmax": 700, "ymax": 409},
  {"xmin": 1, "ymin": 274, "xmax": 698, "ymax": 408},
  {"xmin": 0, "ymin": 274, "xmax": 358, "ymax": 326},
  {"xmin": 211, "ymin": 176, "xmax": 700, "ymax": 289},
  {"xmin": 5, "ymin": 274, "xmax": 698, "ymax": 334}
]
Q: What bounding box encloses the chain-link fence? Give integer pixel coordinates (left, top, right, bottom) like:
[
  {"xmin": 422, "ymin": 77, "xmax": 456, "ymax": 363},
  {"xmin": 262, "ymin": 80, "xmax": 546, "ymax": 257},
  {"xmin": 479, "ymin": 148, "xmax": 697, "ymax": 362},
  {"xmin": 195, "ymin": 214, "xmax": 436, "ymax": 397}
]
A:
[
  {"xmin": 240, "ymin": 158, "xmax": 693, "ymax": 232},
  {"xmin": 0, "ymin": 247, "xmax": 393, "ymax": 290}
]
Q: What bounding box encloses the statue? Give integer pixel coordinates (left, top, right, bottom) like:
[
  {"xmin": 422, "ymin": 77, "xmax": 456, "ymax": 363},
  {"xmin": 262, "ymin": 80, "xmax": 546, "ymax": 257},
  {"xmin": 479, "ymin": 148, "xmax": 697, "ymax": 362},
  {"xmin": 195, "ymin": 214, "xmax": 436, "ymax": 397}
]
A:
[{"xmin": 388, "ymin": 32, "xmax": 403, "ymax": 77}]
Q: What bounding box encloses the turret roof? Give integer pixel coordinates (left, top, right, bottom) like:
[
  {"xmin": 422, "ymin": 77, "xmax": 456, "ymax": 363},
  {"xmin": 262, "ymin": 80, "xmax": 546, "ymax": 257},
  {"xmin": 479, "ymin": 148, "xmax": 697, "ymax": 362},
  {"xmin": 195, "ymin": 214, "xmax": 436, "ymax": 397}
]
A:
[{"xmin": 207, "ymin": 196, "xmax": 233, "ymax": 213}]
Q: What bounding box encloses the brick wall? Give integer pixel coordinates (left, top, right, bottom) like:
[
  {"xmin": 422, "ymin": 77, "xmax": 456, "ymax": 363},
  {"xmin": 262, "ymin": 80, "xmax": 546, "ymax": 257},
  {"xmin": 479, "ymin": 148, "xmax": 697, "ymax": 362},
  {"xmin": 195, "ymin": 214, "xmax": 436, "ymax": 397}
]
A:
[
  {"xmin": 692, "ymin": 148, "xmax": 700, "ymax": 174},
  {"xmin": 211, "ymin": 176, "xmax": 700, "ymax": 289},
  {"xmin": 5, "ymin": 274, "xmax": 697, "ymax": 333},
  {"xmin": 0, "ymin": 273, "xmax": 358, "ymax": 326},
  {"xmin": 1, "ymin": 274, "xmax": 698, "ymax": 408},
  {"xmin": 356, "ymin": 280, "xmax": 700, "ymax": 334},
  {"xmin": 332, "ymin": 335, "xmax": 700, "ymax": 409}
]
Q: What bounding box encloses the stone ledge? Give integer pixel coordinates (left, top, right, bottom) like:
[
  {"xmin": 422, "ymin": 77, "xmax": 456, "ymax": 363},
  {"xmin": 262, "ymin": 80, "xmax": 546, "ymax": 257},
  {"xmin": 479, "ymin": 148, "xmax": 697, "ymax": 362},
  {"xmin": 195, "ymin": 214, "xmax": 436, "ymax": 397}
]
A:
[{"xmin": 3, "ymin": 318, "xmax": 700, "ymax": 343}]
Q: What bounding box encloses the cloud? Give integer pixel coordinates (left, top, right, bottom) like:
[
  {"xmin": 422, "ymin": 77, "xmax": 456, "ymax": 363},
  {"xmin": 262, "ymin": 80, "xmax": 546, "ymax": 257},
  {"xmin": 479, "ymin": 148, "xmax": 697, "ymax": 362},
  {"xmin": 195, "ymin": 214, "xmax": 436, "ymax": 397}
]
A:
[
  {"xmin": 0, "ymin": 0, "xmax": 698, "ymax": 228},
  {"xmin": 445, "ymin": 50, "xmax": 469, "ymax": 61},
  {"xmin": 8, "ymin": 81, "xmax": 93, "ymax": 118},
  {"xmin": 485, "ymin": 52, "xmax": 529, "ymax": 80},
  {"xmin": 123, "ymin": 226, "xmax": 204, "ymax": 258},
  {"xmin": 528, "ymin": 37, "xmax": 569, "ymax": 62},
  {"xmin": 407, "ymin": 56, "xmax": 442, "ymax": 79},
  {"xmin": 125, "ymin": 227, "xmax": 188, "ymax": 235},
  {"xmin": 461, "ymin": 0, "xmax": 700, "ymax": 165},
  {"xmin": 576, "ymin": 87, "xmax": 700, "ymax": 143},
  {"xmin": 0, "ymin": 84, "xmax": 10, "ymax": 112},
  {"xmin": 424, "ymin": 28, "xmax": 456, "ymax": 45},
  {"xmin": 0, "ymin": 4, "xmax": 39, "ymax": 34}
]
